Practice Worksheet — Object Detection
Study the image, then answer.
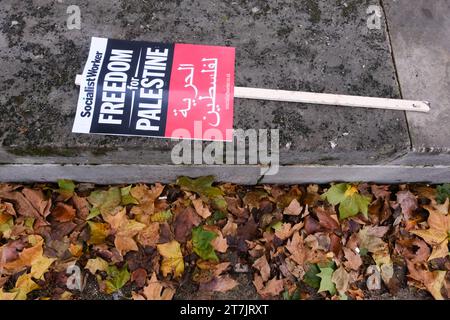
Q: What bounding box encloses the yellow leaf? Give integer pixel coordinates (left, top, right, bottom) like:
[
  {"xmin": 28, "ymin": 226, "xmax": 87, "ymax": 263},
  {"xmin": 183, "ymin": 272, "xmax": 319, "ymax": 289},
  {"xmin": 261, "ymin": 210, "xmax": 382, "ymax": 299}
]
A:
[
  {"xmin": 69, "ymin": 243, "xmax": 84, "ymax": 257},
  {"xmin": 13, "ymin": 273, "xmax": 40, "ymax": 300},
  {"xmin": 428, "ymin": 239, "xmax": 449, "ymax": 261},
  {"xmin": 59, "ymin": 291, "xmax": 73, "ymax": 300},
  {"xmin": 410, "ymin": 229, "xmax": 448, "ymax": 246},
  {"xmin": 30, "ymin": 255, "xmax": 56, "ymax": 279},
  {"xmin": 344, "ymin": 185, "xmax": 358, "ymax": 197},
  {"xmin": 157, "ymin": 240, "xmax": 184, "ymax": 278},
  {"xmin": 87, "ymin": 221, "xmax": 110, "ymax": 245},
  {"xmin": 425, "ymin": 270, "xmax": 446, "ymax": 300},
  {"xmin": 104, "ymin": 208, "xmax": 146, "ymax": 255},
  {"xmin": 85, "ymin": 257, "xmax": 109, "ymax": 274},
  {"xmin": 0, "ymin": 289, "xmax": 17, "ymax": 300}
]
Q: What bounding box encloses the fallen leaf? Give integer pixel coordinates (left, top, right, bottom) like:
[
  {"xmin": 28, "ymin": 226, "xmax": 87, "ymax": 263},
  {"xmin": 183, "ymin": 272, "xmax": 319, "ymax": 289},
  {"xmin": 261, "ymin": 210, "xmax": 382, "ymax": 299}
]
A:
[
  {"xmin": 357, "ymin": 226, "xmax": 388, "ymax": 254},
  {"xmin": 253, "ymin": 255, "xmax": 271, "ymax": 282},
  {"xmin": 222, "ymin": 218, "xmax": 237, "ymax": 237},
  {"xmin": 371, "ymin": 185, "xmax": 391, "ymax": 199},
  {"xmin": 131, "ymin": 268, "xmax": 147, "ymax": 287},
  {"xmin": 283, "ymin": 199, "xmax": 302, "ymax": 216},
  {"xmin": 332, "ymin": 265, "xmax": 349, "ymax": 295},
  {"xmin": 322, "ymin": 183, "xmax": 371, "ymax": 220},
  {"xmin": 315, "ymin": 207, "xmax": 340, "ymax": 231},
  {"xmin": 410, "ymin": 229, "xmax": 447, "ymax": 246},
  {"xmin": 192, "ymin": 198, "xmax": 211, "ymax": 219},
  {"xmin": 56, "ymin": 179, "xmax": 76, "ymax": 200},
  {"xmin": 2, "ymin": 236, "xmax": 44, "ymax": 273},
  {"xmin": 243, "ymin": 190, "xmax": 268, "ymax": 211},
  {"xmin": 429, "ymin": 239, "xmax": 449, "ymax": 261},
  {"xmin": 72, "ymin": 194, "xmax": 90, "ymax": 220},
  {"xmin": 200, "ymin": 275, "xmax": 238, "ymax": 293},
  {"xmin": 120, "ymin": 185, "xmax": 139, "ymax": 206},
  {"xmin": 177, "ymin": 176, "xmax": 223, "ymax": 198},
  {"xmin": 317, "ymin": 266, "xmax": 336, "ymax": 295},
  {"xmin": 275, "ymin": 222, "xmax": 303, "ymax": 241},
  {"xmin": 87, "ymin": 221, "xmax": 110, "ymax": 245},
  {"xmin": 396, "ymin": 190, "xmax": 418, "ymax": 220},
  {"xmin": 192, "ymin": 226, "xmax": 218, "ymax": 262},
  {"xmin": 142, "ymin": 272, "xmax": 175, "ymax": 300},
  {"xmin": 343, "ymin": 247, "xmax": 362, "ymax": 271},
  {"xmin": 51, "ymin": 203, "xmax": 76, "ymax": 222},
  {"xmin": 286, "ymin": 232, "xmax": 306, "ymax": 266},
  {"xmin": 85, "ymin": 257, "xmax": 109, "ymax": 274},
  {"xmin": 253, "ymin": 275, "xmax": 284, "ymax": 298},
  {"xmin": 30, "ymin": 255, "xmax": 56, "ymax": 279},
  {"xmin": 104, "ymin": 265, "xmax": 131, "ymax": 294},
  {"xmin": 157, "ymin": 240, "xmax": 184, "ymax": 278},
  {"xmin": 22, "ymin": 188, "xmax": 51, "ymax": 217},
  {"xmin": 0, "ymin": 289, "xmax": 17, "ymax": 300},
  {"xmin": 104, "ymin": 208, "xmax": 146, "ymax": 255},
  {"xmin": 136, "ymin": 222, "xmax": 160, "ymax": 247},
  {"xmin": 130, "ymin": 183, "xmax": 164, "ymax": 216},
  {"xmin": 410, "ymin": 207, "xmax": 450, "ymax": 260},
  {"xmin": 12, "ymin": 273, "xmax": 40, "ymax": 300},
  {"xmin": 173, "ymin": 206, "xmax": 201, "ymax": 243},
  {"xmin": 88, "ymin": 187, "xmax": 121, "ymax": 216},
  {"xmin": 0, "ymin": 187, "xmax": 41, "ymax": 218}
]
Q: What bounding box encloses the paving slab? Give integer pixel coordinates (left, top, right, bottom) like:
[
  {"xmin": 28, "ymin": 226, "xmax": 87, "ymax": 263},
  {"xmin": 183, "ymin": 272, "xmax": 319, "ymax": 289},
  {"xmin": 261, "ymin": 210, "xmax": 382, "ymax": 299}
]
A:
[
  {"xmin": 383, "ymin": 0, "xmax": 450, "ymax": 165},
  {"xmin": 0, "ymin": 0, "xmax": 410, "ymax": 167}
]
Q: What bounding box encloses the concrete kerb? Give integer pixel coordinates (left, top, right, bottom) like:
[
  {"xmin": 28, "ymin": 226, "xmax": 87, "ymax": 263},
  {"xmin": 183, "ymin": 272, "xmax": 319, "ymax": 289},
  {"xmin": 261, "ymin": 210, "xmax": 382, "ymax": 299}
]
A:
[{"xmin": 0, "ymin": 164, "xmax": 449, "ymax": 185}]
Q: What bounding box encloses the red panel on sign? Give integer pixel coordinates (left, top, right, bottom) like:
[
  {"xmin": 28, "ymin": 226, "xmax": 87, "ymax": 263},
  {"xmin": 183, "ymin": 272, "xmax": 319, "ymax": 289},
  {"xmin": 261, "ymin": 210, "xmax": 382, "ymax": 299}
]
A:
[{"xmin": 165, "ymin": 44, "xmax": 235, "ymax": 141}]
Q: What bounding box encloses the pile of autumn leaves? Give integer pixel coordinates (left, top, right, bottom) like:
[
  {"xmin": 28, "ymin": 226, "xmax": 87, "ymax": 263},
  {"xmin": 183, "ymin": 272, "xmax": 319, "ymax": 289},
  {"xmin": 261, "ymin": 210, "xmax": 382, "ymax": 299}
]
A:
[{"xmin": 0, "ymin": 178, "xmax": 449, "ymax": 300}]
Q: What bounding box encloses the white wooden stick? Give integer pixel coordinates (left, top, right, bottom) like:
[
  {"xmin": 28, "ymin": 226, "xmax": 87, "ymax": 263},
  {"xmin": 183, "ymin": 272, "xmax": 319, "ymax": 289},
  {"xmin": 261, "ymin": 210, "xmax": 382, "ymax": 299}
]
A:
[
  {"xmin": 234, "ymin": 87, "xmax": 430, "ymax": 113},
  {"xmin": 74, "ymin": 75, "xmax": 430, "ymax": 113}
]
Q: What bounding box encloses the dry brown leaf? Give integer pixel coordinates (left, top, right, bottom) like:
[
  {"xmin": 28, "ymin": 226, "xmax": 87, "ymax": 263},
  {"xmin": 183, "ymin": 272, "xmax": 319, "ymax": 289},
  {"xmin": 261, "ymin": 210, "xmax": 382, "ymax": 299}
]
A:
[
  {"xmin": 200, "ymin": 275, "xmax": 238, "ymax": 293},
  {"xmin": 343, "ymin": 247, "xmax": 362, "ymax": 271},
  {"xmin": 211, "ymin": 231, "xmax": 228, "ymax": 253},
  {"xmin": 406, "ymin": 259, "xmax": 446, "ymax": 300},
  {"xmin": 275, "ymin": 222, "xmax": 303, "ymax": 241},
  {"xmin": 252, "ymin": 255, "xmax": 271, "ymax": 282},
  {"xmin": 396, "ymin": 191, "xmax": 418, "ymax": 220},
  {"xmin": 130, "ymin": 183, "xmax": 164, "ymax": 216},
  {"xmin": 253, "ymin": 275, "xmax": 284, "ymax": 298},
  {"xmin": 371, "ymin": 185, "xmax": 391, "ymax": 199},
  {"xmin": 72, "ymin": 194, "xmax": 90, "ymax": 220},
  {"xmin": 136, "ymin": 222, "xmax": 160, "ymax": 247},
  {"xmin": 51, "ymin": 203, "xmax": 76, "ymax": 222},
  {"xmin": 191, "ymin": 198, "xmax": 211, "ymax": 219},
  {"xmin": 315, "ymin": 207, "xmax": 340, "ymax": 231},
  {"xmin": 283, "ymin": 199, "xmax": 302, "ymax": 216},
  {"xmin": 142, "ymin": 272, "xmax": 175, "ymax": 300},
  {"xmin": 173, "ymin": 206, "xmax": 201, "ymax": 243},
  {"xmin": 222, "ymin": 218, "xmax": 237, "ymax": 237},
  {"xmin": 22, "ymin": 188, "xmax": 51, "ymax": 217},
  {"xmin": 1, "ymin": 236, "xmax": 44, "ymax": 273},
  {"xmin": 104, "ymin": 208, "xmax": 146, "ymax": 255},
  {"xmin": 285, "ymin": 232, "xmax": 306, "ymax": 266},
  {"xmin": 0, "ymin": 187, "xmax": 41, "ymax": 218},
  {"xmin": 332, "ymin": 265, "xmax": 350, "ymax": 295}
]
